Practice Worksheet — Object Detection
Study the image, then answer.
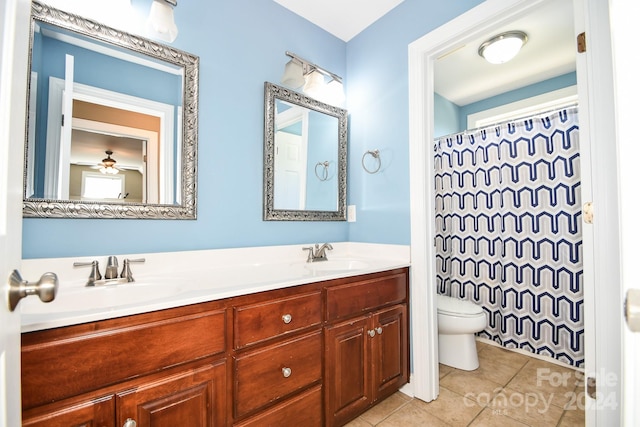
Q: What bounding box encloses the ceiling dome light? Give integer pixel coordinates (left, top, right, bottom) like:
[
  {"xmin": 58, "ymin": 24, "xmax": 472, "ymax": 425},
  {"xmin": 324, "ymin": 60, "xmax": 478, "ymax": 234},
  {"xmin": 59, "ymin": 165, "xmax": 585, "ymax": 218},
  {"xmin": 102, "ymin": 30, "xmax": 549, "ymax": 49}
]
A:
[{"xmin": 478, "ymin": 31, "xmax": 528, "ymax": 64}]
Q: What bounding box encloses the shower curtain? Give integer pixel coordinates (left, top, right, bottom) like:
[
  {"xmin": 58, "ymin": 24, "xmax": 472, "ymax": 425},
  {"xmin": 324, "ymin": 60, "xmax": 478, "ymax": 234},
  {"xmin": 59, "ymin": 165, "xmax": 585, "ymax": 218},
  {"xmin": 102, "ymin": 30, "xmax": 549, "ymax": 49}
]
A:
[{"xmin": 434, "ymin": 106, "xmax": 583, "ymax": 368}]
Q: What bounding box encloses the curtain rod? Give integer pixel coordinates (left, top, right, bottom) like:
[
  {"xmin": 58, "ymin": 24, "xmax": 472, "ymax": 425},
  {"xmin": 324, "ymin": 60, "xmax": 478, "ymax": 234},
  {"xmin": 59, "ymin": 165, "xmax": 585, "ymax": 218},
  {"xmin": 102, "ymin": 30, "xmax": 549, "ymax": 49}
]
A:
[{"xmin": 435, "ymin": 103, "xmax": 579, "ymax": 141}]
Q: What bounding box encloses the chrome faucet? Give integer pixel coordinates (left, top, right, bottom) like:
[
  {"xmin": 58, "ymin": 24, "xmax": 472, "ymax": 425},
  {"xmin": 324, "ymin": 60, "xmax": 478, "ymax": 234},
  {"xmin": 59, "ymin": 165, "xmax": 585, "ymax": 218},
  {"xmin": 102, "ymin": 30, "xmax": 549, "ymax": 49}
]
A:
[
  {"xmin": 74, "ymin": 256, "xmax": 145, "ymax": 286},
  {"xmin": 302, "ymin": 243, "xmax": 334, "ymax": 262},
  {"xmin": 120, "ymin": 258, "xmax": 146, "ymax": 282},
  {"xmin": 73, "ymin": 260, "xmax": 102, "ymax": 286},
  {"xmin": 105, "ymin": 256, "xmax": 119, "ymax": 279}
]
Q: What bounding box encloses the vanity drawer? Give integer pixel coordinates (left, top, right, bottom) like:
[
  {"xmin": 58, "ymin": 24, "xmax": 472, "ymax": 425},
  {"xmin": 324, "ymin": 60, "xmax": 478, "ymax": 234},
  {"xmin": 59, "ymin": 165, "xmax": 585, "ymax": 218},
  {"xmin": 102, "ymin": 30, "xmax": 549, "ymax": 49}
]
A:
[
  {"xmin": 325, "ymin": 270, "xmax": 408, "ymax": 321},
  {"xmin": 234, "ymin": 330, "xmax": 322, "ymax": 418},
  {"xmin": 21, "ymin": 304, "xmax": 227, "ymax": 410},
  {"xmin": 233, "ymin": 290, "xmax": 322, "ymax": 348},
  {"xmin": 234, "ymin": 384, "xmax": 322, "ymax": 427}
]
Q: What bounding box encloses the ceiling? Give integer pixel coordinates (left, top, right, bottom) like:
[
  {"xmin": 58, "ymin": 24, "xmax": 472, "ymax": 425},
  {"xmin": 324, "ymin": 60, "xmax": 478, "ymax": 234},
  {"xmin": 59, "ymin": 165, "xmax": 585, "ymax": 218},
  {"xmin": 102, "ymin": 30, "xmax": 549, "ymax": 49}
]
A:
[
  {"xmin": 272, "ymin": 0, "xmax": 405, "ymax": 42},
  {"xmin": 71, "ymin": 130, "xmax": 145, "ymax": 171},
  {"xmin": 274, "ymin": 0, "xmax": 576, "ymax": 106}
]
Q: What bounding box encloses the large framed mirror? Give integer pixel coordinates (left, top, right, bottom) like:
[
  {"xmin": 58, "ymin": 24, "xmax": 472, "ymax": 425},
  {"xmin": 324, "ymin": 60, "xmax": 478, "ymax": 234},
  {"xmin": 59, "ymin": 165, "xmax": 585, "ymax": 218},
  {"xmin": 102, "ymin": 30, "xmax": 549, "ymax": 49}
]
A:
[
  {"xmin": 23, "ymin": 1, "xmax": 199, "ymax": 219},
  {"xmin": 263, "ymin": 82, "xmax": 347, "ymax": 221}
]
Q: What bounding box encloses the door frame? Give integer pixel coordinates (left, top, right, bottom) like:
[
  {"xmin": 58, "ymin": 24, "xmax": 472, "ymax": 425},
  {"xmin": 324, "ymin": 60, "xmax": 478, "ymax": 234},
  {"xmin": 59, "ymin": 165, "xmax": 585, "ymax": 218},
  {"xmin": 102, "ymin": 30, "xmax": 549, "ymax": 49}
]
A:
[
  {"xmin": 0, "ymin": 0, "xmax": 30, "ymax": 425},
  {"xmin": 610, "ymin": 1, "xmax": 640, "ymax": 425},
  {"xmin": 408, "ymin": 1, "xmax": 622, "ymax": 425}
]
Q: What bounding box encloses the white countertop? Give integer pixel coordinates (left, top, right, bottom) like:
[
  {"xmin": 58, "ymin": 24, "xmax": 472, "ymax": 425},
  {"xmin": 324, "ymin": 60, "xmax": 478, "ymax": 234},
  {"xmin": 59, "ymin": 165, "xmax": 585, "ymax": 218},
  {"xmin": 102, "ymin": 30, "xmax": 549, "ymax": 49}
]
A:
[{"xmin": 20, "ymin": 242, "xmax": 410, "ymax": 332}]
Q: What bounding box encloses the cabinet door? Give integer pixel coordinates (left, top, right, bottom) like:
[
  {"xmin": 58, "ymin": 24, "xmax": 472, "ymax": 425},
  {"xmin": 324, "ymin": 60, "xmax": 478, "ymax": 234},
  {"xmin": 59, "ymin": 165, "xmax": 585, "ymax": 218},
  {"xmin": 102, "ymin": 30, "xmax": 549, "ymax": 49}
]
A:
[
  {"xmin": 372, "ymin": 304, "xmax": 409, "ymax": 401},
  {"xmin": 324, "ymin": 316, "xmax": 371, "ymax": 427},
  {"xmin": 116, "ymin": 360, "xmax": 226, "ymax": 427},
  {"xmin": 22, "ymin": 395, "xmax": 115, "ymax": 427}
]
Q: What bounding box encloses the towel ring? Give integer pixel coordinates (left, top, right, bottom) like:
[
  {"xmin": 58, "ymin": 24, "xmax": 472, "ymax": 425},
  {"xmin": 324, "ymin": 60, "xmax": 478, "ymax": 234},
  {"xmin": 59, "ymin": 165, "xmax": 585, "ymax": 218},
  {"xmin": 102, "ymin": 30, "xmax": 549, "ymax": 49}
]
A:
[
  {"xmin": 315, "ymin": 161, "xmax": 330, "ymax": 181},
  {"xmin": 362, "ymin": 149, "xmax": 381, "ymax": 174}
]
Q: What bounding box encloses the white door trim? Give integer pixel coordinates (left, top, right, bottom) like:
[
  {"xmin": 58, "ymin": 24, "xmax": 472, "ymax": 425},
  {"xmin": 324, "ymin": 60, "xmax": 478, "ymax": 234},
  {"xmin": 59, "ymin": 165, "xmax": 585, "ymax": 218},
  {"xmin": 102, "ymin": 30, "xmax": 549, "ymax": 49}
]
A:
[
  {"xmin": 408, "ymin": 0, "xmax": 549, "ymax": 403},
  {"xmin": 610, "ymin": 1, "xmax": 640, "ymax": 424},
  {"xmin": 0, "ymin": 0, "xmax": 30, "ymax": 425},
  {"xmin": 408, "ymin": 3, "xmax": 622, "ymax": 425}
]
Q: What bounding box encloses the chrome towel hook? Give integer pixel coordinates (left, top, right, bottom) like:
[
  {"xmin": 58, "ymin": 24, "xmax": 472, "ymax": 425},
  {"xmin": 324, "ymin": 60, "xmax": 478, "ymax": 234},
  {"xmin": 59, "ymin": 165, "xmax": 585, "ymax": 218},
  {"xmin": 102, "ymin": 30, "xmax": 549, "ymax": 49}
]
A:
[
  {"xmin": 315, "ymin": 161, "xmax": 330, "ymax": 181},
  {"xmin": 362, "ymin": 149, "xmax": 381, "ymax": 174}
]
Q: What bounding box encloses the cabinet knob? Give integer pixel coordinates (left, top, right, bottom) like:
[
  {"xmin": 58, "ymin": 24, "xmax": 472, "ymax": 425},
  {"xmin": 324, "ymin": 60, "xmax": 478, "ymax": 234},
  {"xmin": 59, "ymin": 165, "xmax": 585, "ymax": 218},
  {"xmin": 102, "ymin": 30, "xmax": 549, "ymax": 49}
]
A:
[
  {"xmin": 368, "ymin": 329, "xmax": 376, "ymax": 338},
  {"xmin": 375, "ymin": 327, "xmax": 383, "ymax": 335},
  {"xmin": 282, "ymin": 367, "xmax": 292, "ymax": 378},
  {"xmin": 123, "ymin": 418, "xmax": 137, "ymax": 427},
  {"xmin": 282, "ymin": 314, "xmax": 292, "ymax": 324}
]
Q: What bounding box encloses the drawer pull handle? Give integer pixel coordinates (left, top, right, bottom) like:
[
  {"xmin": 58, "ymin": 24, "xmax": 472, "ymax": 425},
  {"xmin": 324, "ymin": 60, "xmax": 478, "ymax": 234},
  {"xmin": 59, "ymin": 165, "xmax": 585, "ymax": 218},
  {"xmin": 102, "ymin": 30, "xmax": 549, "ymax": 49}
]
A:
[
  {"xmin": 376, "ymin": 327, "xmax": 383, "ymax": 335},
  {"xmin": 368, "ymin": 329, "xmax": 376, "ymax": 338},
  {"xmin": 282, "ymin": 314, "xmax": 292, "ymax": 324},
  {"xmin": 123, "ymin": 418, "xmax": 137, "ymax": 427},
  {"xmin": 282, "ymin": 367, "xmax": 292, "ymax": 378}
]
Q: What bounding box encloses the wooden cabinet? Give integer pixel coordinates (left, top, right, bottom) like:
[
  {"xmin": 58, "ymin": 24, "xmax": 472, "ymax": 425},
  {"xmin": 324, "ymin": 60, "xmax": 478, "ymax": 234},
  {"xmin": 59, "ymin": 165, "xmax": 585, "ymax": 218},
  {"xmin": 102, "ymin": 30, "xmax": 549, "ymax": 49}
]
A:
[
  {"xmin": 324, "ymin": 272, "xmax": 409, "ymax": 427},
  {"xmin": 117, "ymin": 360, "xmax": 226, "ymax": 427},
  {"xmin": 324, "ymin": 316, "xmax": 371, "ymax": 424},
  {"xmin": 23, "ymin": 361, "xmax": 227, "ymax": 427},
  {"xmin": 231, "ymin": 290, "xmax": 323, "ymax": 424},
  {"xmin": 233, "ymin": 330, "xmax": 322, "ymax": 418},
  {"xmin": 234, "ymin": 385, "xmax": 322, "ymax": 427},
  {"xmin": 233, "ymin": 291, "xmax": 322, "ymax": 349},
  {"xmin": 22, "ymin": 301, "xmax": 228, "ymax": 427},
  {"xmin": 372, "ymin": 305, "xmax": 409, "ymax": 399},
  {"xmin": 22, "ymin": 395, "xmax": 114, "ymax": 427},
  {"xmin": 21, "ymin": 267, "xmax": 409, "ymax": 427}
]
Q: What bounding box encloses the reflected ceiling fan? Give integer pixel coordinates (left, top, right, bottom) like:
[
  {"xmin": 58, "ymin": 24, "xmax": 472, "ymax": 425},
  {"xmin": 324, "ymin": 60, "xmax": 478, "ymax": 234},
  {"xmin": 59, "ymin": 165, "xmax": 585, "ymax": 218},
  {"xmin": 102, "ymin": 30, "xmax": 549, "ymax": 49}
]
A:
[
  {"xmin": 99, "ymin": 150, "xmax": 120, "ymax": 174},
  {"xmin": 74, "ymin": 150, "xmax": 142, "ymax": 174}
]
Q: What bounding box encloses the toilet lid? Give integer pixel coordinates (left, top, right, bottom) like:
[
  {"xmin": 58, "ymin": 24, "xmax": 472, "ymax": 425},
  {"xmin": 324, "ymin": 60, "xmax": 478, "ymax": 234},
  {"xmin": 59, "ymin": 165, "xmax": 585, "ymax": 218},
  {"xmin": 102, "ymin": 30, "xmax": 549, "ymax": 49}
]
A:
[{"xmin": 436, "ymin": 294, "xmax": 484, "ymax": 316}]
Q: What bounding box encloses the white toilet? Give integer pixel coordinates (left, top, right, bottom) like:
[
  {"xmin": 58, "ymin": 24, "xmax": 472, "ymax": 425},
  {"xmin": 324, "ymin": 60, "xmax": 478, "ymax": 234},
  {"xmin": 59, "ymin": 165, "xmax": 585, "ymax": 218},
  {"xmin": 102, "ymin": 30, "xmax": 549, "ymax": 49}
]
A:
[{"xmin": 437, "ymin": 294, "xmax": 487, "ymax": 371}]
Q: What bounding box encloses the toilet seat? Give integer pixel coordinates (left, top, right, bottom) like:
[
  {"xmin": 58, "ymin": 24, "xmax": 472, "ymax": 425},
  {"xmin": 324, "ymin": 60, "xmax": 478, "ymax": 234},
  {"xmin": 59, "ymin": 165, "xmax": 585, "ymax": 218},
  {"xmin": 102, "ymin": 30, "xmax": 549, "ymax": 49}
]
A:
[{"xmin": 437, "ymin": 294, "xmax": 484, "ymax": 317}]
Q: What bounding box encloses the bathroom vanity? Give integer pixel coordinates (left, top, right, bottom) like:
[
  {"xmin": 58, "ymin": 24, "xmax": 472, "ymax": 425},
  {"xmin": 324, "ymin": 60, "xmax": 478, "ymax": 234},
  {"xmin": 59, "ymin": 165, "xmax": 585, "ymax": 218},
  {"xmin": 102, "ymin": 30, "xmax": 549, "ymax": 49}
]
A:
[{"xmin": 20, "ymin": 255, "xmax": 409, "ymax": 427}]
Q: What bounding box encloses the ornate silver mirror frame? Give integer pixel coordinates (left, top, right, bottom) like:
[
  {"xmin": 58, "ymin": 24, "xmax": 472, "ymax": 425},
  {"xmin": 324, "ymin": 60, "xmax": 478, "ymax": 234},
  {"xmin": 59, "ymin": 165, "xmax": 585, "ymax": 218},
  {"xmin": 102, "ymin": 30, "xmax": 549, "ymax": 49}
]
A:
[
  {"xmin": 263, "ymin": 82, "xmax": 347, "ymax": 221},
  {"xmin": 23, "ymin": 1, "xmax": 199, "ymax": 219}
]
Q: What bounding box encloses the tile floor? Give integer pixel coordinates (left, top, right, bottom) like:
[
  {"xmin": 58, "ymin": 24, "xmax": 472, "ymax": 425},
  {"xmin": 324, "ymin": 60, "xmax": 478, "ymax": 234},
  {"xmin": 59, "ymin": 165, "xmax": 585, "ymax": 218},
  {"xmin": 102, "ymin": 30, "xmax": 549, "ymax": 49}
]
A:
[{"xmin": 346, "ymin": 341, "xmax": 585, "ymax": 427}]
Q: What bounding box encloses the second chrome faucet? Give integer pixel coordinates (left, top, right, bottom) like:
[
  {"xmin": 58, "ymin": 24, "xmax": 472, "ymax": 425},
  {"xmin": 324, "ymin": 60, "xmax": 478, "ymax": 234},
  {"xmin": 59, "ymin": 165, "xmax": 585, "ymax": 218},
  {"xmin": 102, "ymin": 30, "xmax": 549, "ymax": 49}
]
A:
[
  {"xmin": 302, "ymin": 243, "xmax": 333, "ymax": 262},
  {"xmin": 74, "ymin": 256, "xmax": 145, "ymax": 286}
]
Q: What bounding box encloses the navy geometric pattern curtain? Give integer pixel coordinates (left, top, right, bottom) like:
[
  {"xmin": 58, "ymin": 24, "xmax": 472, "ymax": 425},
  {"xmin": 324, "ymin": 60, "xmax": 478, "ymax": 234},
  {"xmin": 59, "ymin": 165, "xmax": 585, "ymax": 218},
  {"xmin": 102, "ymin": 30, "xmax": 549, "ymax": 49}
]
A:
[{"xmin": 434, "ymin": 107, "xmax": 583, "ymax": 368}]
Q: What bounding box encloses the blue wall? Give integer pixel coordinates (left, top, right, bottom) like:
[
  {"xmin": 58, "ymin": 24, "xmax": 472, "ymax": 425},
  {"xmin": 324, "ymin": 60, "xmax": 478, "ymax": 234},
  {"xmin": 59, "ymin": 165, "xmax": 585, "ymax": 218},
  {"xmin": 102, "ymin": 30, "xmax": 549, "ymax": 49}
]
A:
[
  {"xmin": 434, "ymin": 72, "xmax": 577, "ymax": 137},
  {"xmin": 434, "ymin": 93, "xmax": 461, "ymax": 138},
  {"xmin": 344, "ymin": 0, "xmax": 484, "ymax": 245},
  {"xmin": 22, "ymin": 0, "xmax": 486, "ymax": 258},
  {"xmin": 458, "ymin": 72, "xmax": 577, "ymax": 130}
]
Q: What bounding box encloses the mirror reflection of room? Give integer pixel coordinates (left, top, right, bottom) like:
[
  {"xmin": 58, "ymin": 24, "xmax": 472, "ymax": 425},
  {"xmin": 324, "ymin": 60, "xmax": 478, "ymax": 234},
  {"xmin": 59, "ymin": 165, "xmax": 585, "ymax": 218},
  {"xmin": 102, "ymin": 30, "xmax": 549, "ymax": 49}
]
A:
[
  {"xmin": 274, "ymin": 99, "xmax": 339, "ymax": 211},
  {"xmin": 263, "ymin": 81, "xmax": 347, "ymax": 221},
  {"xmin": 67, "ymin": 100, "xmax": 161, "ymax": 204},
  {"xmin": 26, "ymin": 19, "xmax": 183, "ymax": 206}
]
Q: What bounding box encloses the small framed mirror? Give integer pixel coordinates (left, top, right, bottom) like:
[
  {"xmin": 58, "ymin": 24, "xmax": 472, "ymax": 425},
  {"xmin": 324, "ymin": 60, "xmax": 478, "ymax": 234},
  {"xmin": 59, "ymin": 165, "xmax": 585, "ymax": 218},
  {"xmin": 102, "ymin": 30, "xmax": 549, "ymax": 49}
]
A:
[
  {"xmin": 23, "ymin": 1, "xmax": 199, "ymax": 219},
  {"xmin": 263, "ymin": 82, "xmax": 347, "ymax": 221}
]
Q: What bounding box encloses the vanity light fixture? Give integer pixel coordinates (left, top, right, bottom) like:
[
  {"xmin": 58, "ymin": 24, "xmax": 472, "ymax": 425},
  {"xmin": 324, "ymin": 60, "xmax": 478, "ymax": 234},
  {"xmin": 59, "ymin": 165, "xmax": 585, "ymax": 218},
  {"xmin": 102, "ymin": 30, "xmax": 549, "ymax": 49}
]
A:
[
  {"xmin": 303, "ymin": 70, "xmax": 326, "ymax": 99},
  {"xmin": 478, "ymin": 31, "xmax": 528, "ymax": 64},
  {"xmin": 100, "ymin": 150, "xmax": 119, "ymax": 175},
  {"xmin": 281, "ymin": 59, "xmax": 305, "ymax": 88},
  {"xmin": 147, "ymin": 0, "xmax": 178, "ymax": 43},
  {"xmin": 281, "ymin": 51, "xmax": 345, "ymax": 106}
]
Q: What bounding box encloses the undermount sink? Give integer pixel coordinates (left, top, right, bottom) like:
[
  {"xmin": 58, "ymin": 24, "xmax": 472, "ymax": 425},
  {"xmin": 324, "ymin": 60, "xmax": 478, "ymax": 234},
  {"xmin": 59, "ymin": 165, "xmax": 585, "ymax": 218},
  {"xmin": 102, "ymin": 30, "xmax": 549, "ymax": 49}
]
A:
[
  {"xmin": 304, "ymin": 259, "xmax": 371, "ymax": 272},
  {"xmin": 20, "ymin": 281, "xmax": 183, "ymax": 315}
]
